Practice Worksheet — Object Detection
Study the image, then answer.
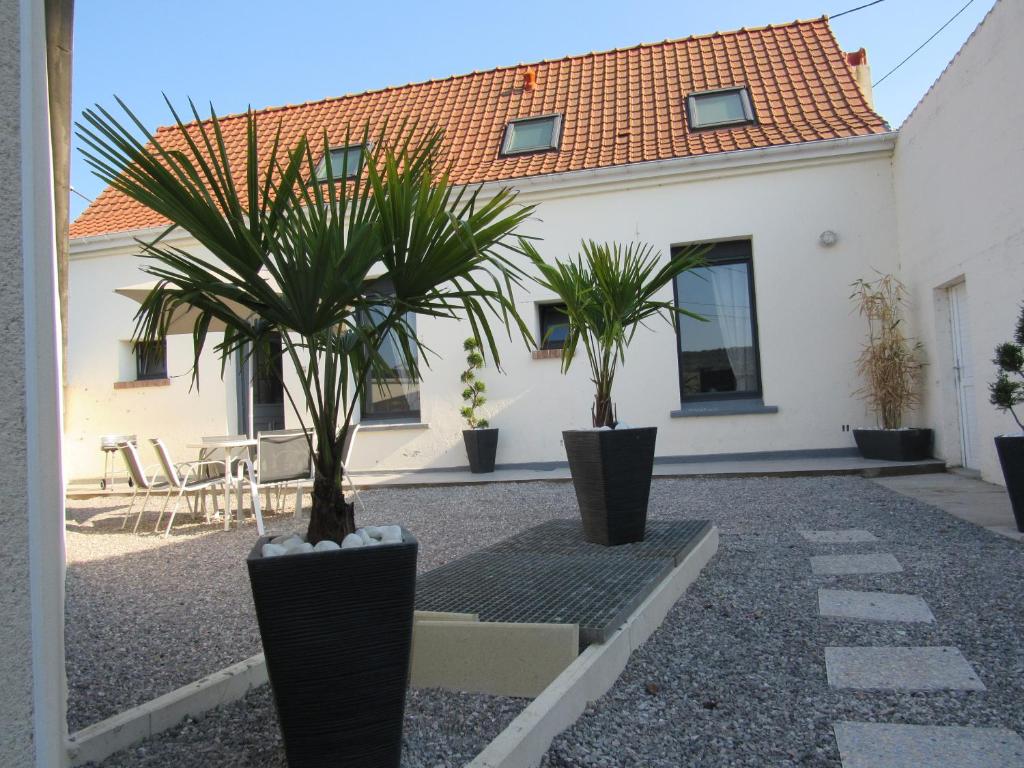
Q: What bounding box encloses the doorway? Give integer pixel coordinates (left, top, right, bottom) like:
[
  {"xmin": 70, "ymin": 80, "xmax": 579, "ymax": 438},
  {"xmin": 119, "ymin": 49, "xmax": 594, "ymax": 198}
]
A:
[
  {"xmin": 948, "ymin": 282, "xmax": 979, "ymax": 469},
  {"xmin": 252, "ymin": 332, "xmax": 286, "ymax": 433}
]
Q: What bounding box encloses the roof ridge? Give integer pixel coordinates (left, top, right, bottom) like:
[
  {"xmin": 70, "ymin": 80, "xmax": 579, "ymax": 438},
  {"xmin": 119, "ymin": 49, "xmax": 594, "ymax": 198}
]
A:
[{"xmin": 166, "ymin": 16, "xmax": 831, "ymax": 130}]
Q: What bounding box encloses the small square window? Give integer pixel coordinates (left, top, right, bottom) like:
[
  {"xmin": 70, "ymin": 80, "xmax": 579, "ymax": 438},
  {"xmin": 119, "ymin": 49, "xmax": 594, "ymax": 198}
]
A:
[
  {"xmin": 501, "ymin": 115, "xmax": 562, "ymax": 155},
  {"xmin": 135, "ymin": 340, "xmax": 167, "ymax": 381},
  {"xmin": 314, "ymin": 145, "xmax": 364, "ymax": 182},
  {"xmin": 686, "ymin": 88, "xmax": 755, "ymax": 130},
  {"xmin": 539, "ymin": 303, "xmax": 569, "ymax": 350}
]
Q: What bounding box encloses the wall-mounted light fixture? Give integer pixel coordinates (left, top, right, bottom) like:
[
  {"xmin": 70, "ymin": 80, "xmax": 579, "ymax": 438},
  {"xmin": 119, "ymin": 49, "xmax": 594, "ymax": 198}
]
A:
[{"xmin": 819, "ymin": 230, "xmax": 838, "ymax": 247}]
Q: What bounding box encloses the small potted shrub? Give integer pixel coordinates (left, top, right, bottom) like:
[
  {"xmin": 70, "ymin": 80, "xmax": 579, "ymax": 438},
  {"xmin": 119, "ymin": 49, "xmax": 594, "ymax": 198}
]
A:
[
  {"xmin": 460, "ymin": 337, "xmax": 499, "ymax": 473},
  {"xmin": 850, "ymin": 273, "xmax": 932, "ymax": 460},
  {"xmin": 526, "ymin": 239, "xmax": 705, "ymax": 545},
  {"xmin": 989, "ymin": 303, "xmax": 1024, "ymax": 531}
]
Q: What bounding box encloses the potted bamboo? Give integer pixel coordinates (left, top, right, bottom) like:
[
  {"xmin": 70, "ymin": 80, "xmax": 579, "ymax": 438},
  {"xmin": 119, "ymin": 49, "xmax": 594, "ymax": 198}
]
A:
[
  {"xmin": 525, "ymin": 240, "xmax": 705, "ymax": 545},
  {"xmin": 989, "ymin": 303, "xmax": 1024, "ymax": 531},
  {"xmin": 460, "ymin": 337, "xmax": 499, "ymax": 473},
  {"xmin": 850, "ymin": 273, "xmax": 932, "ymax": 460},
  {"xmin": 79, "ymin": 103, "xmax": 532, "ymax": 767}
]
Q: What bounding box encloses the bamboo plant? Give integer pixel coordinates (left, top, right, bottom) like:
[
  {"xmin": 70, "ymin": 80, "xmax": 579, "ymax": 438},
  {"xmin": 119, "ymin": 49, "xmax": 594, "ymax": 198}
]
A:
[
  {"xmin": 77, "ymin": 100, "xmax": 533, "ymax": 543},
  {"xmin": 850, "ymin": 273, "xmax": 925, "ymax": 429},
  {"xmin": 524, "ymin": 239, "xmax": 706, "ymax": 427},
  {"xmin": 989, "ymin": 304, "xmax": 1024, "ymax": 431},
  {"xmin": 460, "ymin": 337, "xmax": 490, "ymax": 429}
]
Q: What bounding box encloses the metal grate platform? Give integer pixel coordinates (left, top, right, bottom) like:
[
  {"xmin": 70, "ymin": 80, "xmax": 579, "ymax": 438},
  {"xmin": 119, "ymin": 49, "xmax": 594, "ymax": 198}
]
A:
[{"xmin": 415, "ymin": 518, "xmax": 712, "ymax": 646}]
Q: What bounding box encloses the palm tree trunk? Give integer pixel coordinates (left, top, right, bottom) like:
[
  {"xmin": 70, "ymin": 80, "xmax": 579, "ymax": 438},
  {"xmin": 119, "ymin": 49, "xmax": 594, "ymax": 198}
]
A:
[
  {"xmin": 592, "ymin": 392, "xmax": 617, "ymax": 428},
  {"xmin": 307, "ymin": 456, "xmax": 354, "ymax": 544}
]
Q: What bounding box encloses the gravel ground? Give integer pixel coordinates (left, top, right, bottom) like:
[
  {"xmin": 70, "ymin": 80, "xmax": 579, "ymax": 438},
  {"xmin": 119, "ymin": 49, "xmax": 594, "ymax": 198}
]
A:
[
  {"xmin": 540, "ymin": 475, "xmax": 1024, "ymax": 768},
  {"xmin": 68, "ymin": 476, "xmax": 1024, "ymax": 767}
]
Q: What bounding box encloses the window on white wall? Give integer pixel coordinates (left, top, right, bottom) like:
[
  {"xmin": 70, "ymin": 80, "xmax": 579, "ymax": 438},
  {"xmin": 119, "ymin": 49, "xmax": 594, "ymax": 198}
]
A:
[
  {"xmin": 134, "ymin": 340, "xmax": 167, "ymax": 381},
  {"xmin": 673, "ymin": 239, "xmax": 762, "ymax": 401}
]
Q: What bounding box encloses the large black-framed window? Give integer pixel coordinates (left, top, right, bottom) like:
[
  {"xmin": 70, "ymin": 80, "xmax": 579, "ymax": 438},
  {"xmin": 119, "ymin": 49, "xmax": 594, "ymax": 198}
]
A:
[
  {"xmin": 538, "ymin": 302, "xmax": 569, "ymax": 350},
  {"xmin": 360, "ymin": 282, "xmax": 421, "ymax": 421},
  {"xmin": 673, "ymin": 239, "xmax": 763, "ymax": 402},
  {"xmin": 134, "ymin": 340, "xmax": 167, "ymax": 381}
]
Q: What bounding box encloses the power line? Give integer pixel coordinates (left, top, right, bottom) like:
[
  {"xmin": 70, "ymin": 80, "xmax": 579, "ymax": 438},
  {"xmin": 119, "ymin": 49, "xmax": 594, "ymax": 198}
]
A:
[
  {"xmin": 873, "ymin": 0, "xmax": 976, "ymax": 87},
  {"xmin": 831, "ymin": 0, "xmax": 888, "ymax": 20}
]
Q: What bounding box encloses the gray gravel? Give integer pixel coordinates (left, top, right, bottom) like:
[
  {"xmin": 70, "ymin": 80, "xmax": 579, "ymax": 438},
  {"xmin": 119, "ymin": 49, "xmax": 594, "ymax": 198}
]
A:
[
  {"xmin": 540, "ymin": 475, "xmax": 1024, "ymax": 768},
  {"xmin": 68, "ymin": 476, "xmax": 1024, "ymax": 767}
]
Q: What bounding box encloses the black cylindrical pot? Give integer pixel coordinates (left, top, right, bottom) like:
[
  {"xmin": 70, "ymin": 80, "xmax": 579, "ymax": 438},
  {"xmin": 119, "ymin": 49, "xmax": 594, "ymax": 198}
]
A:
[
  {"xmin": 246, "ymin": 530, "xmax": 418, "ymax": 768},
  {"xmin": 463, "ymin": 428, "xmax": 499, "ymax": 473},
  {"xmin": 562, "ymin": 427, "xmax": 657, "ymax": 546},
  {"xmin": 995, "ymin": 435, "xmax": 1024, "ymax": 532},
  {"xmin": 852, "ymin": 428, "xmax": 933, "ymax": 461}
]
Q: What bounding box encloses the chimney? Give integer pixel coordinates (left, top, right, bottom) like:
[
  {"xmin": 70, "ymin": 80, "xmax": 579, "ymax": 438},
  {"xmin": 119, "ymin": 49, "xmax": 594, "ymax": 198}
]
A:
[
  {"xmin": 844, "ymin": 48, "xmax": 874, "ymax": 108},
  {"xmin": 522, "ymin": 67, "xmax": 537, "ymax": 92}
]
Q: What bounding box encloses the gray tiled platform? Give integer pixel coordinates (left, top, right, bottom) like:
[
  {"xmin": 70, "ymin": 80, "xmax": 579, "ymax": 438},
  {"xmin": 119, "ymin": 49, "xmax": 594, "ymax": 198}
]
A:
[
  {"xmin": 825, "ymin": 646, "xmax": 986, "ymax": 691},
  {"xmin": 415, "ymin": 518, "xmax": 712, "ymax": 646},
  {"xmin": 834, "ymin": 722, "xmax": 1024, "ymax": 768},
  {"xmin": 800, "ymin": 529, "xmax": 879, "ymax": 543},
  {"xmin": 811, "ymin": 553, "xmax": 903, "ymax": 575},
  {"xmin": 819, "ymin": 589, "xmax": 935, "ymax": 623}
]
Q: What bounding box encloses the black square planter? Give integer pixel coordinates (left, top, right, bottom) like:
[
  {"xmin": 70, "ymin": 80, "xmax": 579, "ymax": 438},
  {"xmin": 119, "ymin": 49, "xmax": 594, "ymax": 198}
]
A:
[
  {"xmin": 562, "ymin": 427, "xmax": 657, "ymax": 546},
  {"xmin": 995, "ymin": 434, "xmax": 1024, "ymax": 532},
  {"xmin": 853, "ymin": 428, "xmax": 933, "ymax": 461},
  {"xmin": 463, "ymin": 427, "xmax": 498, "ymax": 473},
  {"xmin": 247, "ymin": 530, "xmax": 418, "ymax": 768}
]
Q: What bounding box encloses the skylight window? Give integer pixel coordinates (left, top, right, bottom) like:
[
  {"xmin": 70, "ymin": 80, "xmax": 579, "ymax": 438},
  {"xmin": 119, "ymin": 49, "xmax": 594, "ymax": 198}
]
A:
[
  {"xmin": 314, "ymin": 145, "xmax": 364, "ymax": 182},
  {"xmin": 501, "ymin": 114, "xmax": 562, "ymax": 155},
  {"xmin": 686, "ymin": 87, "xmax": 755, "ymax": 130}
]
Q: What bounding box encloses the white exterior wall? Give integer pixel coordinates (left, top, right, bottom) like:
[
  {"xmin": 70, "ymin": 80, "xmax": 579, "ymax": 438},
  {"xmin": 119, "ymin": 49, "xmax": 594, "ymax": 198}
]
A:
[
  {"xmin": 894, "ymin": 0, "xmax": 1024, "ymax": 483},
  {"xmin": 68, "ymin": 138, "xmax": 899, "ymax": 478}
]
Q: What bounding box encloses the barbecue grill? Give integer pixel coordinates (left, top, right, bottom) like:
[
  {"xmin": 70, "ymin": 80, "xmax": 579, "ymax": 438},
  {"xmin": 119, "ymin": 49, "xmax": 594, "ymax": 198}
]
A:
[{"xmin": 99, "ymin": 434, "xmax": 137, "ymax": 490}]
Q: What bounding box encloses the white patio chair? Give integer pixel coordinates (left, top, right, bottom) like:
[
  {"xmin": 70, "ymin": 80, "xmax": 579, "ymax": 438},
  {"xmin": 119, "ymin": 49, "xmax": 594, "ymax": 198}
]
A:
[
  {"xmin": 117, "ymin": 440, "xmax": 169, "ymax": 534},
  {"xmin": 149, "ymin": 438, "xmax": 231, "ymax": 536},
  {"xmin": 195, "ymin": 434, "xmax": 253, "ymax": 519},
  {"xmin": 255, "ymin": 429, "xmax": 314, "ymax": 517}
]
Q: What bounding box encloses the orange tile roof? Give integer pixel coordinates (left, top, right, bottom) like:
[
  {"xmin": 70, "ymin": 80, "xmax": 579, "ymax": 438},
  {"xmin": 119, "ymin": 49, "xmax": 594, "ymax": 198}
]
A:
[{"xmin": 71, "ymin": 17, "xmax": 888, "ymax": 239}]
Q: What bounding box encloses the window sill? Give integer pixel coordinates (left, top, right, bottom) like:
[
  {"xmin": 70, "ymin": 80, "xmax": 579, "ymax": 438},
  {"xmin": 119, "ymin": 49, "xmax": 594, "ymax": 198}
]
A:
[
  {"xmin": 531, "ymin": 348, "xmax": 563, "ymax": 360},
  {"xmin": 670, "ymin": 399, "xmax": 778, "ymax": 418},
  {"xmin": 358, "ymin": 421, "xmax": 429, "ymax": 433},
  {"xmin": 113, "ymin": 378, "xmax": 170, "ymax": 390}
]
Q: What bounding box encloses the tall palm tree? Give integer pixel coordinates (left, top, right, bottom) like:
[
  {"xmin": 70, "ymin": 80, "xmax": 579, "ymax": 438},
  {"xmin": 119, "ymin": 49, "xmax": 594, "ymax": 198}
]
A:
[{"xmin": 78, "ymin": 100, "xmax": 533, "ymax": 543}]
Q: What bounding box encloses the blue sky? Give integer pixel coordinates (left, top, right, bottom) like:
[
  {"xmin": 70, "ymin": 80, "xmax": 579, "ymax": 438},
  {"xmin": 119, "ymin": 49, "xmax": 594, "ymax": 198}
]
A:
[{"xmin": 70, "ymin": 0, "xmax": 993, "ymax": 220}]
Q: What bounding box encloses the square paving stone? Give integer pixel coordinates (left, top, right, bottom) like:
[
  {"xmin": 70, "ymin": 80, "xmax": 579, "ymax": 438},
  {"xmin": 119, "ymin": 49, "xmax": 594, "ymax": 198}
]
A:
[
  {"xmin": 819, "ymin": 589, "xmax": 935, "ymax": 623},
  {"xmin": 811, "ymin": 553, "xmax": 903, "ymax": 575},
  {"xmin": 800, "ymin": 529, "xmax": 879, "ymax": 543},
  {"xmin": 825, "ymin": 646, "xmax": 986, "ymax": 691},
  {"xmin": 834, "ymin": 722, "xmax": 1024, "ymax": 768}
]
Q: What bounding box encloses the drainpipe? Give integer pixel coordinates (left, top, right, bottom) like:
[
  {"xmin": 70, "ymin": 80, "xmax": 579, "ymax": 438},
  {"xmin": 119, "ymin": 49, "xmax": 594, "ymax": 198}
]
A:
[{"xmin": 845, "ymin": 48, "xmax": 874, "ymax": 109}]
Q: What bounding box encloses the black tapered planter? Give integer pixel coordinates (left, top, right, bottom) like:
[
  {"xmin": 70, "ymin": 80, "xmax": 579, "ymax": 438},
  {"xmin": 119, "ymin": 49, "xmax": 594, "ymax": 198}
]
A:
[
  {"xmin": 853, "ymin": 428, "xmax": 933, "ymax": 461},
  {"xmin": 995, "ymin": 434, "xmax": 1024, "ymax": 532},
  {"xmin": 563, "ymin": 427, "xmax": 657, "ymax": 546},
  {"xmin": 463, "ymin": 427, "xmax": 499, "ymax": 473},
  {"xmin": 247, "ymin": 529, "xmax": 418, "ymax": 768}
]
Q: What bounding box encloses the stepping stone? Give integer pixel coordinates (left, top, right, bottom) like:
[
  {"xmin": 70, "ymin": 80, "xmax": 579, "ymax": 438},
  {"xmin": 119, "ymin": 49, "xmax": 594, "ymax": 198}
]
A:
[
  {"xmin": 819, "ymin": 589, "xmax": 934, "ymax": 623},
  {"xmin": 825, "ymin": 646, "xmax": 985, "ymax": 691},
  {"xmin": 800, "ymin": 529, "xmax": 879, "ymax": 543},
  {"xmin": 834, "ymin": 722, "xmax": 1024, "ymax": 768},
  {"xmin": 811, "ymin": 553, "xmax": 902, "ymax": 575}
]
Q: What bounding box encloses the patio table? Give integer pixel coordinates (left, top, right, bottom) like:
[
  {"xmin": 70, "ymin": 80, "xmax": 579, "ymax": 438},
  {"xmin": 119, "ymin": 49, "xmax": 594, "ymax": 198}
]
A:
[{"xmin": 187, "ymin": 437, "xmax": 261, "ymax": 532}]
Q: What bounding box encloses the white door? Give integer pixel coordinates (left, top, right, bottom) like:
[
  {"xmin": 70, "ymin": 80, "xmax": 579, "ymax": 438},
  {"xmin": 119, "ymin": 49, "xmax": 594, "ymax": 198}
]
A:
[{"xmin": 948, "ymin": 282, "xmax": 979, "ymax": 469}]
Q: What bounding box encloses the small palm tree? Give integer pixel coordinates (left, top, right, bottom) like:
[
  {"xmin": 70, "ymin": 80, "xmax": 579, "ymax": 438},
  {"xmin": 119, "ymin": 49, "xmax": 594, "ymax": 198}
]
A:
[
  {"xmin": 524, "ymin": 239, "xmax": 706, "ymax": 427},
  {"xmin": 77, "ymin": 100, "xmax": 533, "ymax": 543},
  {"xmin": 990, "ymin": 304, "xmax": 1024, "ymax": 432}
]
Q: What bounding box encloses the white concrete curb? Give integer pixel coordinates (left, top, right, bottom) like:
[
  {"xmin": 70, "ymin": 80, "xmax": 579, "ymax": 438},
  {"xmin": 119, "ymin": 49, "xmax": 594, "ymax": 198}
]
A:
[
  {"xmin": 66, "ymin": 653, "xmax": 268, "ymax": 766},
  {"xmin": 468, "ymin": 525, "xmax": 719, "ymax": 768}
]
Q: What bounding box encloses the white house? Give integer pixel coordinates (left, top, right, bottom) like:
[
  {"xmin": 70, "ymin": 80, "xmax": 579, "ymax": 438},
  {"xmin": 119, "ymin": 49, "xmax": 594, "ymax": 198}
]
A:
[{"xmin": 66, "ymin": 6, "xmax": 1023, "ymax": 486}]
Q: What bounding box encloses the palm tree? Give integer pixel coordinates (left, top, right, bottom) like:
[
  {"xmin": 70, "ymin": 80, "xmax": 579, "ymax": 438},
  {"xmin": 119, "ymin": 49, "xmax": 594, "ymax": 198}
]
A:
[
  {"xmin": 524, "ymin": 239, "xmax": 706, "ymax": 427},
  {"xmin": 77, "ymin": 100, "xmax": 533, "ymax": 543}
]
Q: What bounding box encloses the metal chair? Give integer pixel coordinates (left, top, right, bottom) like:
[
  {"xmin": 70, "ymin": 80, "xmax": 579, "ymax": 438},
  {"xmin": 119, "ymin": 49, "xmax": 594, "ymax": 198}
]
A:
[
  {"xmin": 117, "ymin": 440, "xmax": 169, "ymax": 533},
  {"xmin": 255, "ymin": 429, "xmax": 314, "ymax": 517},
  {"xmin": 149, "ymin": 438, "xmax": 230, "ymax": 536}
]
